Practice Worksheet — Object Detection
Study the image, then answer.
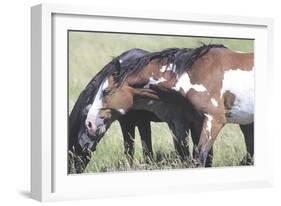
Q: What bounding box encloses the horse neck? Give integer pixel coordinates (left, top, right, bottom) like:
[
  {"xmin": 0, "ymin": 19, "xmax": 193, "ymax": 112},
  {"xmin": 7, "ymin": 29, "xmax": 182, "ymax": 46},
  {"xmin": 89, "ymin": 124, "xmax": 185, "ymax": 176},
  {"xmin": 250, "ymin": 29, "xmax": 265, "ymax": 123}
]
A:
[
  {"xmin": 213, "ymin": 48, "xmax": 253, "ymax": 70},
  {"xmin": 193, "ymin": 48, "xmax": 253, "ymax": 73}
]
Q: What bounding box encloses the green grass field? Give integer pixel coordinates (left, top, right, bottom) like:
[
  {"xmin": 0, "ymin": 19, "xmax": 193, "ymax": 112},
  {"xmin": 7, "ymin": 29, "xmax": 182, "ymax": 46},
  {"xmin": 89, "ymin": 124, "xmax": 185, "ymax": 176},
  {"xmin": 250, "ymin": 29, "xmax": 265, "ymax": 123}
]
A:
[{"xmin": 68, "ymin": 31, "xmax": 254, "ymax": 173}]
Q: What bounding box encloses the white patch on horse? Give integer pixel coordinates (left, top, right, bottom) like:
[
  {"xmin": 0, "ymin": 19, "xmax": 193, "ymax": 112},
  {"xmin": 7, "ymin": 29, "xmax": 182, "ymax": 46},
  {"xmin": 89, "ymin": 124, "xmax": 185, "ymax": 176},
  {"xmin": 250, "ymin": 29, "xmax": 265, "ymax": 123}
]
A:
[
  {"xmin": 205, "ymin": 114, "xmax": 213, "ymax": 139},
  {"xmin": 172, "ymin": 72, "xmax": 207, "ymax": 93},
  {"xmin": 83, "ymin": 104, "xmax": 92, "ymax": 115},
  {"xmin": 160, "ymin": 63, "xmax": 176, "ymax": 73},
  {"xmin": 144, "ymin": 77, "xmax": 167, "ymax": 88},
  {"xmin": 223, "ymin": 69, "xmax": 254, "ymax": 124},
  {"xmin": 118, "ymin": 109, "xmax": 126, "ymax": 114},
  {"xmin": 192, "ymin": 84, "xmax": 207, "ymax": 92},
  {"xmin": 86, "ymin": 79, "xmax": 109, "ymax": 123},
  {"xmin": 211, "ymin": 98, "xmax": 218, "ymax": 107}
]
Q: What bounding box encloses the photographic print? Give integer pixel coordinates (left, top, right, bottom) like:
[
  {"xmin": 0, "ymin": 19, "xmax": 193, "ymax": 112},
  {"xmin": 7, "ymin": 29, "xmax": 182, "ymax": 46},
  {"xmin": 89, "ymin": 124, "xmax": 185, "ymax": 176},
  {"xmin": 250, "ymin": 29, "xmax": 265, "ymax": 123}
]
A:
[{"xmin": 67, "ymin": 31, "xmax": 254, "ymax": 174}]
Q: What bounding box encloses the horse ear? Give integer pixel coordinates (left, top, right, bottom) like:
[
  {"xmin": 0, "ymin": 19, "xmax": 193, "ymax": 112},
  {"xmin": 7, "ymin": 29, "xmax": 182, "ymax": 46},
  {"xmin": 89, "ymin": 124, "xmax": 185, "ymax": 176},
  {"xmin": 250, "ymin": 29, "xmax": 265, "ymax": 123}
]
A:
[{"xmin": 113, "ymin": 58, "xmax": 122, "ymax": 76}]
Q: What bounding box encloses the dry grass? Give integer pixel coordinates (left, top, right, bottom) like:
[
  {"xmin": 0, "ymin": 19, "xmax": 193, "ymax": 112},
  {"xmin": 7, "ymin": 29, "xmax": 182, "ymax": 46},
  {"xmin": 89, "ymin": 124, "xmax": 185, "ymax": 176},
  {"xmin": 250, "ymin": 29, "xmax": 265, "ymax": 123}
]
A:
[{"xmin": 83, "ymin": 122, "xmax": 247, "ymax": 173}]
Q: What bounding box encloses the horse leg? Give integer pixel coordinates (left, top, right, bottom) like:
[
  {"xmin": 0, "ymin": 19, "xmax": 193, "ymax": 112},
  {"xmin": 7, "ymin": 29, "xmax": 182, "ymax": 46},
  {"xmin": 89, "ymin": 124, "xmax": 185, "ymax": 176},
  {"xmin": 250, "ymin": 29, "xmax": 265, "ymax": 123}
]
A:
[
  {"xmin": 118, "ymin": 118, "xmax": 136, "ymax": 166},
  {"xmin": 137, "ymin": 121, "xmax": 153, "ymax": 163},
  {"xmin": 196, "ymin": 117, "xmax": 224, "ymax": 167},
  {"xmin": 190, "ymin": 119, "xmax": 213, "ymax": 167},
  {"xmin": 169, "ymin": 121, "xmax": 190, "ymax": 161},
  {"xmin": 239, "ymin": 123, "xmax": 254, "ymax": 165}
]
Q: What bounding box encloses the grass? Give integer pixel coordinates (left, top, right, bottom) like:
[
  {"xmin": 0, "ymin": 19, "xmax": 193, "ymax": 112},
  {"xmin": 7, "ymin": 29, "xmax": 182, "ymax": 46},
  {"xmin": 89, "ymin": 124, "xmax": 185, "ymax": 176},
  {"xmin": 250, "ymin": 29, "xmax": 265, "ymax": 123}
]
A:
[{"xmin": 68, "ymin": 31, "xmax": 254, "ymax": 173}]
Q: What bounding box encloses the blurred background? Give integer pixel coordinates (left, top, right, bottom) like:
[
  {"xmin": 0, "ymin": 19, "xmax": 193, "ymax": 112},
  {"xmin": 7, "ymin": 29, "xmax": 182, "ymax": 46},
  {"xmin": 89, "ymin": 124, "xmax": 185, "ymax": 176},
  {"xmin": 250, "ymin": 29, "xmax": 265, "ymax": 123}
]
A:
[{"xmin": 68, "ymin": 31, "xmax": 253, "ymax": 172}]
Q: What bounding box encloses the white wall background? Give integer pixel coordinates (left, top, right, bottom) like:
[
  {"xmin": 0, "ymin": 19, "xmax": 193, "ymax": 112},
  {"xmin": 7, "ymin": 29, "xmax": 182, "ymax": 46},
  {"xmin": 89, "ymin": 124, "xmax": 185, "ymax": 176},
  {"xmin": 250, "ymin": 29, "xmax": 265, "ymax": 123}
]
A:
[{"xmin": 0, "ymin": 0, "xmax": 280, "ymax": 205}]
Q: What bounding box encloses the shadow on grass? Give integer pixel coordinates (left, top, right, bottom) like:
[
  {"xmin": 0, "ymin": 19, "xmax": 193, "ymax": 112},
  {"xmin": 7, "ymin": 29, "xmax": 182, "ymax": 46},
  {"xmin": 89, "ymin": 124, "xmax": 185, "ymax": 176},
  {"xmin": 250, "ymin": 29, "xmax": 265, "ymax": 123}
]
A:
[{"xmin": 18, "ymin": 190, "xmax": 31, "ymax": 198}]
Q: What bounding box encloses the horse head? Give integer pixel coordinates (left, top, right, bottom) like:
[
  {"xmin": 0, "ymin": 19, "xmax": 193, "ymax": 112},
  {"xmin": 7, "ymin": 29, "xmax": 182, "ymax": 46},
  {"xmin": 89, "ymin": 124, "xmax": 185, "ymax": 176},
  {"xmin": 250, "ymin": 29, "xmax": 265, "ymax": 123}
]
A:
[{"xmin": 69, "ymin": 49, "xmax": 149, "ymax": 173}]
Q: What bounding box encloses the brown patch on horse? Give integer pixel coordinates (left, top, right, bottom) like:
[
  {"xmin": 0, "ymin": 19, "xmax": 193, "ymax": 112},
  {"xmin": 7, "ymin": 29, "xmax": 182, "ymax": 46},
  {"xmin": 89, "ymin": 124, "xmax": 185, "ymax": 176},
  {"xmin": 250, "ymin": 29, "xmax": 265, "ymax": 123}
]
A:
[
  {"xmin": 227, "ymin": 52, "xmax": 254, "ymax": 71},
  {"xmin": 223, "ymin": 91, "xmax": 236, "ymax": 118},
  {"xmin": 127, "ymin": 59, "xmax": 164, "ymax": 86}
]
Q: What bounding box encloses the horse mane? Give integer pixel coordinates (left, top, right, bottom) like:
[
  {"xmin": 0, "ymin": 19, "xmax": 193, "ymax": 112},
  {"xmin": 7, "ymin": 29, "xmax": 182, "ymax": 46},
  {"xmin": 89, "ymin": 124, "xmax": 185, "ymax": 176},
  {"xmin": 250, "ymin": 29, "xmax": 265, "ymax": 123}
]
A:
[
  {"xmin": 114, "ymin": 44, "xmax": 227, "ymax": 88},
  {"xmin": 79, "ymin": 48, "xmax": 149, "ymax": 105}
]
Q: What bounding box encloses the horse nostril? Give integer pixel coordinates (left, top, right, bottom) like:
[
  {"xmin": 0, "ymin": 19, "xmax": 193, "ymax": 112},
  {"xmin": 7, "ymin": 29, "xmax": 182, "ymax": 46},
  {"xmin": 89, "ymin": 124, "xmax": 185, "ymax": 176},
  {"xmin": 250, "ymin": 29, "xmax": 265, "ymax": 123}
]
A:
[{"xmin": 87, "ymin": 121, "xmax": 92, "ymax": 128}]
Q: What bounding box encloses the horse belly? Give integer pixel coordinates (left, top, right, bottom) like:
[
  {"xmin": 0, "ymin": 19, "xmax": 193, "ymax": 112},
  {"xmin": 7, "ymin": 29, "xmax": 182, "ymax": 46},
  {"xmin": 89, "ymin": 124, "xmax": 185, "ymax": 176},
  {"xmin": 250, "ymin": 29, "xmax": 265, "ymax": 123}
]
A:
[{"xmin": 223, "ymin": 69, "xmax": 254, "ymax": 125}]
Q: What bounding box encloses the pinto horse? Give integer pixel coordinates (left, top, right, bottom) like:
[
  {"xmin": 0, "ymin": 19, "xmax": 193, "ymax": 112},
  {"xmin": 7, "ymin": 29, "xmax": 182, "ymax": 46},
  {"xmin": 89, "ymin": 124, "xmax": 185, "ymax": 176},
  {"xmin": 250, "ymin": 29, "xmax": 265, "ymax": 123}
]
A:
[
  {"xmin": 84, "ymin": 44, "xmax": 254, "ymax": 167},
  {"xmin": 69, "ymin": 48, "xmax": 204, "ymax": 173}
]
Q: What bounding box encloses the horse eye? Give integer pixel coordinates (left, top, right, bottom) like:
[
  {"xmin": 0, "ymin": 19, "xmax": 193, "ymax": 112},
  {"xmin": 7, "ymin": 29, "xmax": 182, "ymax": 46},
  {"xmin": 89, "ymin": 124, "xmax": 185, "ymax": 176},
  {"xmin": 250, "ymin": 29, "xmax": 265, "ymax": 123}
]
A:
[{"xmin": 102, "ymin": 89, "xmax": 110, "ymax": 96}]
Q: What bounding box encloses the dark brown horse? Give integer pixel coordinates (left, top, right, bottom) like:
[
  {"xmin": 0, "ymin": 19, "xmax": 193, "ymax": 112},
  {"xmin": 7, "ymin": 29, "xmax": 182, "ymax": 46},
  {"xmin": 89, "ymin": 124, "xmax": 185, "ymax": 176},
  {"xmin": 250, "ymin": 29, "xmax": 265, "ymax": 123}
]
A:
[{"xmin": 85, "ymin": 45, "xmax": 254, "ymax": 167}]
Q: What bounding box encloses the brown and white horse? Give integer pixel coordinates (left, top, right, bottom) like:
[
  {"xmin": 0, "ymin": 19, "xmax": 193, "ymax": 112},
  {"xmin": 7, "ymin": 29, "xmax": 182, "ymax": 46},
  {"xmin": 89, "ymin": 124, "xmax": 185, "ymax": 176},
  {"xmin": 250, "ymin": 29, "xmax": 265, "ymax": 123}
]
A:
[{"xmin": 85, "ymin": 44, "xmax": 254, "ymax": 167}]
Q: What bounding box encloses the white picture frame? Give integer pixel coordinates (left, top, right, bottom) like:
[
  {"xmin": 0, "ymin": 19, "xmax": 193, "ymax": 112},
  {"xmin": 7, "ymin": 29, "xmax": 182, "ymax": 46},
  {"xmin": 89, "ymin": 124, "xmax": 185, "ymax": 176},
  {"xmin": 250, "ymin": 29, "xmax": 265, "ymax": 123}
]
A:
[{"xmin": 31, "ymin": 3, "xmax": 274, "ymax": 202}]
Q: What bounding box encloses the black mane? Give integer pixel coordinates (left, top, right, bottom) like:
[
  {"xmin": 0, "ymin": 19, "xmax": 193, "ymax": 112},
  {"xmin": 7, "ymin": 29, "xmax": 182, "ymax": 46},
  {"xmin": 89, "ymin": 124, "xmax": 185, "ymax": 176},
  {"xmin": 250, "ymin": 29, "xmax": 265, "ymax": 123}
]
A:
[
  {"xmin": 78, "ymin": 48, "xmax": 150, "ymax": 106},
  {"xmin": 114, "ymin": 44, "xmax": 227, "ymax": 87}
]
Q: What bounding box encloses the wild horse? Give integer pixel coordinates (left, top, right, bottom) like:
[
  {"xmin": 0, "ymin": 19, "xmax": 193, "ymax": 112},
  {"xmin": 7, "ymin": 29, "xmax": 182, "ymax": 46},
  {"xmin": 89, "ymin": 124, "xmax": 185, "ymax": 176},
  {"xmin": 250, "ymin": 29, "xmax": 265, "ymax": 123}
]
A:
[
  {"xmin": 68, "ymin": 48, "xmax": 205, "ymax": 173},
  {"xmin": 84, "ymin": 44, "xmax": 254, "ymax": 167}
]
